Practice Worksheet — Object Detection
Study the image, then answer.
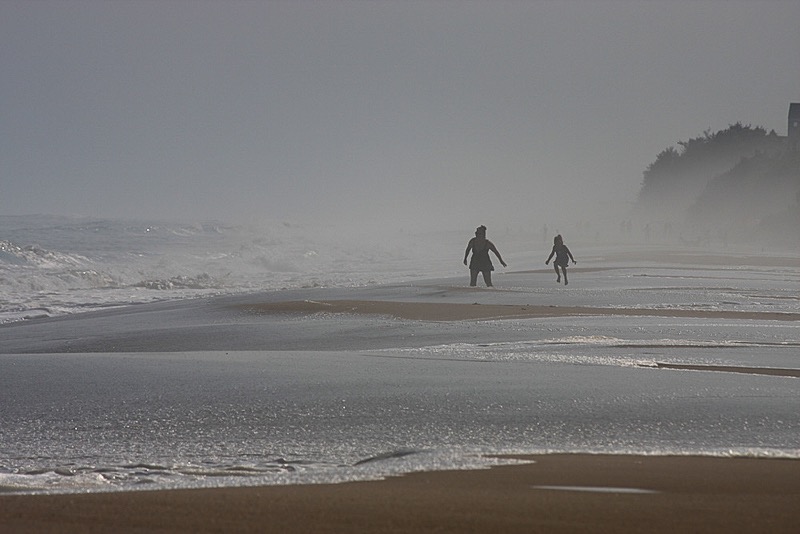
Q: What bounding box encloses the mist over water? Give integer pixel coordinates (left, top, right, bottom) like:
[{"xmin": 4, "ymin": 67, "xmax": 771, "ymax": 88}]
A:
[
  {"xmin": 3, "ymin": 2, "xmax": 798, "ymax": 236},
  {"xmin": 3, "ymin": 208, "xmax": 795, "ymax": 325},
  {"xmin": 0, "ymin": 214, "xmax": 485, "ymax": 323}
]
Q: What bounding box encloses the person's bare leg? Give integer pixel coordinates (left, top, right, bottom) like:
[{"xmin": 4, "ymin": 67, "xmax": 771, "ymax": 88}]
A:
[
  {"xmin": 470, "ymin": 269, "xmax": 479, "ymax": 287},
  {"xmin": 554, "ymin": 264, "xmax": 561, "ymax": 283},
  {"xmin": 561, "ymin": 265, "xmax": 568, "ymax": 285},
  {"xmin": 483, "ymin": 271, "xmax": 493, "ymax": 287}
]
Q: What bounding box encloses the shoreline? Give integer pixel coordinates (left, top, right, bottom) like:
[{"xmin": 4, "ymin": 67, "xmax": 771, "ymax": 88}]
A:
[
  {"xmin": 2, "ymin": 454, "xmax": 799, "ymax": 533},
  {"xmin": 235, "ymin": 299, "xmax": 800, "ymax": 322},
  {"xmin": 3, "ymin": 249, "xmax": 798, "ymax": 533},
  {"xmin": 652, "ymin": 361, "xmax": 800, "ymax": 378}
]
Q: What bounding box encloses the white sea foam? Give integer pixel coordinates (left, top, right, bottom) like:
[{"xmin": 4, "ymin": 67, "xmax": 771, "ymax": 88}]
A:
[
  {"xmin": 0, "ymin": 215, "xmax": 461, "ymax": 323},
  {"xmin": 373, "ymin": 335, "xmax": 800, "ymax": 370}
]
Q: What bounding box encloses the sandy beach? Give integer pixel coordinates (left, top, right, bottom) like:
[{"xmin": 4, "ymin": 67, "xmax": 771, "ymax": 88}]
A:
[
  {"xmin": 235, "ymin": 298, "xmax": 800, "ymax": 323},
  {"xmin": 2, "ymin": 247, "xmax": 798, "ymax": 531},
  {"xmin": 2, "ymin": 454, "xmax": 799, "ymax": 533}
]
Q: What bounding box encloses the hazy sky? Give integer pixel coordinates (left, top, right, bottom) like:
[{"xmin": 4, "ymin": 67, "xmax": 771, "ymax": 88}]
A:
[{"xmin": 2, "ymin": 0, "xmax": 798, "ymax": 233}]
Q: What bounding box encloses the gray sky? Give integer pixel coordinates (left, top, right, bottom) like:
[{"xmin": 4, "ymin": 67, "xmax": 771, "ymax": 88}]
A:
[{"xmin": 2, "ymin": 0, "xmax": 798, "ymax": 233}]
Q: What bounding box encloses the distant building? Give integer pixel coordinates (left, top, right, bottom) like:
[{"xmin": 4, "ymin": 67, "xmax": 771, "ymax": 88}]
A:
[{"xmin": 789, "ymin": 102, "xmax": 800, "ymax": 151}]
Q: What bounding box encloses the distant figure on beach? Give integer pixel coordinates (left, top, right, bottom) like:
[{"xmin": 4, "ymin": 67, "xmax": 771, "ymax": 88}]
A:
[
  {"xmin": 463, "ymin": 225, "xmax": 506, "ymax": 287},
  {"xmin": 545, "ymin": 234, "xmax": 576, "ymax": 285}
]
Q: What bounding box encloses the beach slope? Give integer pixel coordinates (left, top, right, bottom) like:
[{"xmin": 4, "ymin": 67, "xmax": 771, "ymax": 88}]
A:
[{"xmin": 2, "ymin": 454, "xmax": 799, "ymax": 533}]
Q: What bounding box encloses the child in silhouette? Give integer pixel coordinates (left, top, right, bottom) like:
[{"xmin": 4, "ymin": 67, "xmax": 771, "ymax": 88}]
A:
[{"xmin": 545, "ymin": 234, "xmax": 576, "ymax": 285}]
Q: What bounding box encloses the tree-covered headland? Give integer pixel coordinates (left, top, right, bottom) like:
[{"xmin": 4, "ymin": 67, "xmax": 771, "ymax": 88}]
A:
[{"xmin": 634, "ymin": 123, "xmax": 799, "ymax": 246}]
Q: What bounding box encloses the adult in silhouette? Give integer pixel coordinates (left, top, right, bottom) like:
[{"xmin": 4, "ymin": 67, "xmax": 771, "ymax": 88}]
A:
[{"xmin": 463, "ymin": 225, "xmax": 506, "ymax": 287}]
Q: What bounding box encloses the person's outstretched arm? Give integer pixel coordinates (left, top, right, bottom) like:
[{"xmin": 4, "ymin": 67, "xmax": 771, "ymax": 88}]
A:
[
  {"xmin": 489, "ymin": 242, "xmax": 507, "ymax": 267},
  {"xmin": 463, "ymin": 239, "xmax": 474, "ymax": 265},
  {"xmin": 545, "ymin": 247, "xmax": 555, "ymax": 264},
  {"xmin": 566, "ymin": 246, "xmax": 576, "ymax": 264}
]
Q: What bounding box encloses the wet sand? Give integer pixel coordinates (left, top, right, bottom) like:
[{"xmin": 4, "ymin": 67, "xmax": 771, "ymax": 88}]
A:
[
  {"xmin": 234, "ymin": 300, "xmax": 800, "ymax": 378},
  {"xmin": 235, "ymin": 299, "xmax": 800, "ymax": 322},
  {"xmin": 2, "ymin": 454, "xmax": 798, "ymax": 533},
  {"xmin": 653, "ymin": 361, "xmax": 800, "ymax": 378}
]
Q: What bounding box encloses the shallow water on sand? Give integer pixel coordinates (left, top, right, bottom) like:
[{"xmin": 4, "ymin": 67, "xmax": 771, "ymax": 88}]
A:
[
  {"xmin": 1, "ymin": 246, "xmax": 798, "ymax": 494},
  {"xmin": 1, "ymin": 344, "xmax": 797, "ymax": 494}
]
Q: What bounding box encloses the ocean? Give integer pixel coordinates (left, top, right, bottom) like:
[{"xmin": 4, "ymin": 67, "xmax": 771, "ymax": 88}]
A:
[
  {"xmin": 1, "ymin": 214, "xmax": 798, "ymax": 494},
  {"xmin": 0, "ymin": 214, "xmax": 459, "ymax": 324}
]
